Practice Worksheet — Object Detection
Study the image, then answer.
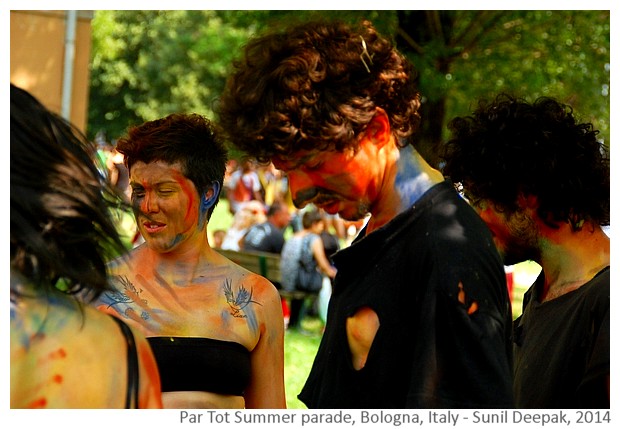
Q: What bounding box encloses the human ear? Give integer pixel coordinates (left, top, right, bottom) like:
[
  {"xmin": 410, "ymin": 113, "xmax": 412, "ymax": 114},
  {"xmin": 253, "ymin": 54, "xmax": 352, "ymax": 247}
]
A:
[
  {"xmin": 201, "ymin": 181, "xmax": 221, "ymax": 210},
  {"xmin": 363, "ymin": 107, "xmax": 391, "ymax": 148}
]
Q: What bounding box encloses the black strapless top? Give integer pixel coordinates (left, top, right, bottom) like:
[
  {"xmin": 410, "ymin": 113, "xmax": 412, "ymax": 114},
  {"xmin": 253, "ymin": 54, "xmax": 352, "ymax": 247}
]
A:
[{"xmin": 147, "ymin": 337, "xmax": 251, "ymax": 396}]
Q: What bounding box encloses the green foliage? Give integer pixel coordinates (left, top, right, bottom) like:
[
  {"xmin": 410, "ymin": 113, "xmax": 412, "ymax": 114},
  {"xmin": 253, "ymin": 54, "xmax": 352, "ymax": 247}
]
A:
[
  {"xmin": 88, "ymin": 10, "xmax": 609, "ymax": 157},
  {"xmin": 437, "ymin": 11, "xmax": 610, "ymax": 143},
  {"xmin": 88, "ymin": 11, "xmax": 256, "ymax": 142}
]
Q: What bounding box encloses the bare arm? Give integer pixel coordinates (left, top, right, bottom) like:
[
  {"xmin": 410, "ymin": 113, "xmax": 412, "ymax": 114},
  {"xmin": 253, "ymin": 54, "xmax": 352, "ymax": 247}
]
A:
[
  {"xmin": 243, "ymin": 277, "xmax": 286, "ymax": 408},
  {"xmin": 312, "ymin": 237, "xmax": 337, "ymax": 278}
]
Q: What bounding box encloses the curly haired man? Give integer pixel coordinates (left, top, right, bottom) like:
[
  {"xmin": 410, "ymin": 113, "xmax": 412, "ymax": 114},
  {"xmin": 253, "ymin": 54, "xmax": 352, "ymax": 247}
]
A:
[
  {"xmin": 443, "ymin": 94, "xmax": 610, "ymax": 408},
  {"xmin": 219, "ymin": 20, "xmax": 514, "ymax": 408}
]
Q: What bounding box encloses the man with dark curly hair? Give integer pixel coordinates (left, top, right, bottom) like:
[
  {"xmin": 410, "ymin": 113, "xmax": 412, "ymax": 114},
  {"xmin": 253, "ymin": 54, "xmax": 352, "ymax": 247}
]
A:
[
  {"xmin": 442, "ymin": 94, "xmax": 610, "ymax": 408},
  {"xmin": 219, "ymin": 20, "xmax": 514, "ymax": 408}
]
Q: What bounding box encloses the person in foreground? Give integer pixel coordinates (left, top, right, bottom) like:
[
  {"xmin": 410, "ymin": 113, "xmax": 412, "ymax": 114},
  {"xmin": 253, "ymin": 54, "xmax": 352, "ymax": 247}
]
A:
[
  {"xmin": 218, "ymin": 20, "xmax": 514, "ymax": 408},
  {"xmin": 442, "ymin": 94, "xmax": 610, "ymax": 408},
  {"xmin": 93, "ymin": 113, "xmax": 285, "ymax": 409},
  {"xmin": 10, "ymin": 84, "xmax": 162, "ymax": 408}
]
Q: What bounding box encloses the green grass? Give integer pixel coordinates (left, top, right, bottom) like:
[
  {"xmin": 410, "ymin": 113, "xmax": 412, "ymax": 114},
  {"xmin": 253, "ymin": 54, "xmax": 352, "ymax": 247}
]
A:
[
  {"xmin": 209, "ymin": 199, "xmax": 235, "ymax": 232},
  {"xmin": 283, "ymin": 317, "xmax": 324, "ymax": 409}
]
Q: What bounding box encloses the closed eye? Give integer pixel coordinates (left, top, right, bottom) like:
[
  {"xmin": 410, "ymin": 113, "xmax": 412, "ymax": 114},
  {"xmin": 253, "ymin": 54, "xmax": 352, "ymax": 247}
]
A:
[{"xmin": 157, "ymin": 188, "xmax": 176, "ymax": 197}]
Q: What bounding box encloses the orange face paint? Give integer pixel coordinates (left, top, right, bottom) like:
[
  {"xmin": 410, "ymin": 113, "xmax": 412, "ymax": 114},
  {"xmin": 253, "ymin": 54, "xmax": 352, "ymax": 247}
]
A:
[{"xmin": 130, "ymin": 161, "xmax": 203, "ymax": 253}]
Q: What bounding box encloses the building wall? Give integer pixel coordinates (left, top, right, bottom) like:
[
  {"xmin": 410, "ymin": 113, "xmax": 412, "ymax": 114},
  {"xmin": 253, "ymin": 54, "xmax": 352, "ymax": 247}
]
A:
[{"xmin": 10, "ymin": 10, "xmax": 94, "ymax": 132}]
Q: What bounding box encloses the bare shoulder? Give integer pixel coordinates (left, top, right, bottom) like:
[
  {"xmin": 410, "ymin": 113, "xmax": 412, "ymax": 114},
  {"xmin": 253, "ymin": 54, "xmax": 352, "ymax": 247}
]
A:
[
  {"xmin": 11, "ymin": 299, "xmax": 147, "ymax": 408},
  {"xmin": 70, "ymin": 306, "xmax": 162, "ymax": 408},
  {"xmin": 244, "ymin": 271, "xmax": 281, "ymax": 303},
  {"xmin": 211, "ymin": 250, "xmax": 276, "ymax": 292},
  {"xmin": 107, "ymin": 245, "xmax": 145, "ymax": 273},
  {"xmin": 82, "ymin": 303, "xmax": 134, "ymax": 345},
  {"xmin": 224, "ymin": 259, "xmax": 279, "ymax": 299}
]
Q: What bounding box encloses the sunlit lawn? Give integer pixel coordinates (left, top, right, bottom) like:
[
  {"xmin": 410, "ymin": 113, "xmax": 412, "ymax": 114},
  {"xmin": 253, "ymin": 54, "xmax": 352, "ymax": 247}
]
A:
[{"xmin": 283, "ymin": 317, "xmax": 324, "ymax": 409}]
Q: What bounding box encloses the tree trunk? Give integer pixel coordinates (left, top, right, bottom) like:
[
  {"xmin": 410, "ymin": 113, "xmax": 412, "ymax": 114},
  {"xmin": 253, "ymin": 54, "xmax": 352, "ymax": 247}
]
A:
[{"xmin": 395, "ymin": 11, "xmax": 454, "ymax": 168}]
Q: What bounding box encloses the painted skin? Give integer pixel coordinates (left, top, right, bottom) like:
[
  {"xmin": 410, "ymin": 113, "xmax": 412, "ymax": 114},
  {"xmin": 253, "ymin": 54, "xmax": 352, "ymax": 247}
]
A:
[
  {"xmin": 273, "ymin": 109, "xmax": 443, "ymax": 233},
  {"xmin": 96, "ymin": 160, "xmax": 285, "ymax": 409},
  {"xmin": 10, "ymin": 281, "xmax": 162, "ymax": 409},
  {"xmin": 274, "ymin": 109, "xmax": 444, "ymax": 372},
  {"xmin": 472, "ymin": 196, "xmax": 610, "ymax": 302}
]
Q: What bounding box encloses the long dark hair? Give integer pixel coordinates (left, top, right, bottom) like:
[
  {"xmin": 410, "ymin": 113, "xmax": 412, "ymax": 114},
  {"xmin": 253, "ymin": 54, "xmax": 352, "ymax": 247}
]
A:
[{"xmin": 11, "ymin": 84, "xmax": 127, "ymax": 300}]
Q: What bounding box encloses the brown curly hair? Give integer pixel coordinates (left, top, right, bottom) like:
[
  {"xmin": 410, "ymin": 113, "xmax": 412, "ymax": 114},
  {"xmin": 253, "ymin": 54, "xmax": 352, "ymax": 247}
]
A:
[{"xmin": 218, "ymin": 20, "xmax": 421, "ymax": 163}]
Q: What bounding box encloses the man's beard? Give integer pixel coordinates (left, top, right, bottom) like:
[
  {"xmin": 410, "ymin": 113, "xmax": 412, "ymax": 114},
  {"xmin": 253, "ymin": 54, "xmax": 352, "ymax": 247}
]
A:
[
  {"xmin": 292, "ymin": 186, "xmax": 338, "ymax": 208},
  {"xmin": 293, "ymin": 186, "xmax": 370, "ymax": 221},
  {"xmin": 501, "ymin": 211, "xmax": 541, "ymax": 266}
]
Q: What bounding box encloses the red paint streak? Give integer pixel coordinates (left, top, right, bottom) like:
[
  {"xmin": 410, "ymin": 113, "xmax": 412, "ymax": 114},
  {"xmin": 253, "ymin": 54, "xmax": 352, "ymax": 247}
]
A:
[
  {"xmin": 139, "ymin": 180, "xmax": 151, "ymax": 213},
  {"xmin": 28, "ymin": 397, "xmax": 47, "ymax": 408},
  {"xmin": 174, "ymin": 171, "xmax": 197, "ymax": 223},
  {"xmin": 49, "ymin": 348, "xmax": 67, "ymax": 359},
  {"xmin": 52, "ymin": 374, "xmax": 63, "ymax": 384}
]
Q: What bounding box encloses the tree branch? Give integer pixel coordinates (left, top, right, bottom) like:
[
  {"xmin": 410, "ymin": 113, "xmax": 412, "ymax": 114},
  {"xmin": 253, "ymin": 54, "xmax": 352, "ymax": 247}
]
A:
[{"xmin": 396, "ymin": 26, "xmax": 425, "ymax": 55}]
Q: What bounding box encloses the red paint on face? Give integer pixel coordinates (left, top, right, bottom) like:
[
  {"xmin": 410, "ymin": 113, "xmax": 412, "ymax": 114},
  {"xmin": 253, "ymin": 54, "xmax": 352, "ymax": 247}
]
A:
[
  {"xmin": 172, "ymin": 170, "xmax": 198, "ymax": 224},
  {"xmin": 52, "ymin": 374, "xmax": 63, "ymax": 384},
  {"xmin": 474, "ymin": 202, "xmax": 539, "ymax": 266},
  {"xmin": 130, "ymin": 161, "xmax": 202, "ymax": 253},
  {"xmin": 273, "ymin": 144, "xmax": 381, "ymax": 221}
]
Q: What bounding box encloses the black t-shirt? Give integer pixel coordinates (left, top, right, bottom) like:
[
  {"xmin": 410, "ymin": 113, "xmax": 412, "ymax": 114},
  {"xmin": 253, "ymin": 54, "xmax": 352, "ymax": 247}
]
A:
[
  {"xmin": 513, "ymin": 267, "xmax": 610, "ymax": 408},
  {"xmin": 241, "ymin": 221, "xmax": 285, "ymax": 254},
  {"xmin": 299, "ymin": 181, "xmax": 514, "ymax": 408},
  {"xmin": 320, "ymin": 231, "xmax": 340, "ymax": 259}
]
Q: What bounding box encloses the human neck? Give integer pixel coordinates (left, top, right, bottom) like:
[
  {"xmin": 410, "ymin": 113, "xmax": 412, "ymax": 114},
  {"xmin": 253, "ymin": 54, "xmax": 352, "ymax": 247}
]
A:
[
  {"xmin": 366, "ymin": 144, "xmax": 443, "ymax": 233},
  {"xmin": 144, "ymin": 230, "xmax": 211, "ymax": 269},
  {"xmin": 538, "ymin": 222, "xmax": 610, "ymax": 302}
]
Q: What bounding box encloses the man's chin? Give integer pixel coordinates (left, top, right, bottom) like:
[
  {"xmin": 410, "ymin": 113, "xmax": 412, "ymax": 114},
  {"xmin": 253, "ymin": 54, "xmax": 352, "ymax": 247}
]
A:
[{"xmin": 336, "ymin": 205, "xmax": 369, "ymax": 222}]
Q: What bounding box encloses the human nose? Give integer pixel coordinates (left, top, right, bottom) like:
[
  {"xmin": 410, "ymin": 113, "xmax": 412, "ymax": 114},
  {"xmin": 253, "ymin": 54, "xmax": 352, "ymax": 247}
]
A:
[{"xmin": 139, "ymin": 190, "xmax": 159, "ymax": 213}]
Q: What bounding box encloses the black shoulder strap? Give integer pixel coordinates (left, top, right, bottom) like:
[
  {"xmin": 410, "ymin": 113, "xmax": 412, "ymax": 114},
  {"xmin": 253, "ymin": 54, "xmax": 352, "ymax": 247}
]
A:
[
  {"xmin": 299, "ymin": 234, "xmax": 310, "ymax": 265},
  {"xmin": 111, "ymin": 316, "xmax": 140, "ymax": 408},
  {"xmin": 298, "ymin": 234, "xmax": 315, "ymax": 270}
]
